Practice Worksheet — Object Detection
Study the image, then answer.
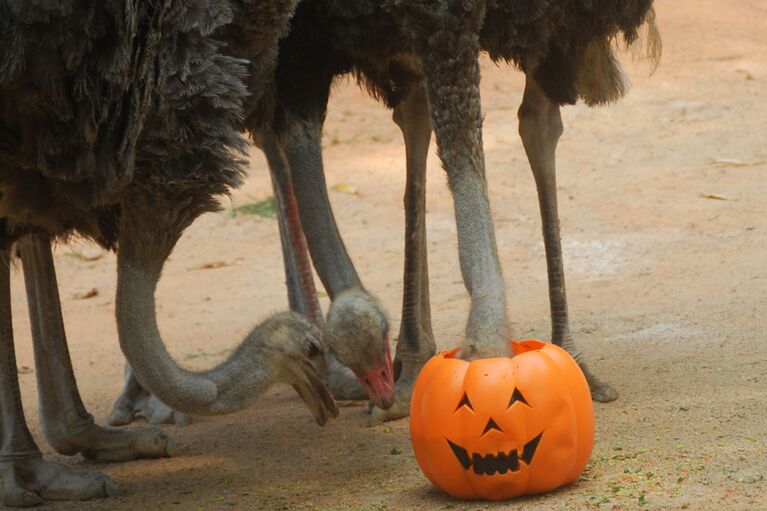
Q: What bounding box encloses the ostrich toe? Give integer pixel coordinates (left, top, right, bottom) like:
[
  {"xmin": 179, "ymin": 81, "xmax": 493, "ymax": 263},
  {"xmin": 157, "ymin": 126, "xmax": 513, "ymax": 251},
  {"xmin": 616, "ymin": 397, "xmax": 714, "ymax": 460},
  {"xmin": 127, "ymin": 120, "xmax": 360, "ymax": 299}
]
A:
[{"xmin": 0, "ymin": 458, "xmax": 122, "ymax": 507}]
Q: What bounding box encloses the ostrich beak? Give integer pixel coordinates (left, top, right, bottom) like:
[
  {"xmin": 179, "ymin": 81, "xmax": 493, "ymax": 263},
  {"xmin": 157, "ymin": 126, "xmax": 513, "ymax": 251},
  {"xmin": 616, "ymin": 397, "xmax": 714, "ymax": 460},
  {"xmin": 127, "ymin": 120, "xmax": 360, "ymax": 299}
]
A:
[
  {"xmin": 354, "ymin": 342, "xmax": 395, "ymax": 410},
  {"xmin": 292, "ymin": 359, "xmax": 340, "ymax": 426}
]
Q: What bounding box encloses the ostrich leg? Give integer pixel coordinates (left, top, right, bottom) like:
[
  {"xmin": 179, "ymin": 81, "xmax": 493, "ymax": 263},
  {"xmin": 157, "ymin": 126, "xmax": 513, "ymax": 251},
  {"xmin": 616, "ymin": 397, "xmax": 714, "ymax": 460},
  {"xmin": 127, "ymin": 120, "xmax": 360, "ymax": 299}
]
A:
[
  {"xmin": 0, "ymin": 243, "xmax": 120, "ymax": 507},
  {"xmin": 401, "ymin": 1, "xmax": 509, "ymax": 357},
  {"xmin": 517, "ymin": 77, "xmax": 617, "ymax": 402},
  {"xmin": 17, "ymin": 235, "xmax": 179, "ymax": 461},
  {"xmin": 371, "ymin": 85, "xmax": 436, "ymax": 423},
  {"xmin": 279, "ymin": 116, "xmax": 362, "ymax": 296},
  {"xmin": 108, "ymin": 364, "xmax": 189, "ymax": 426},
  {"xmin": 259, "ymin": 129, "xmax": 325, "ymax": 326}
]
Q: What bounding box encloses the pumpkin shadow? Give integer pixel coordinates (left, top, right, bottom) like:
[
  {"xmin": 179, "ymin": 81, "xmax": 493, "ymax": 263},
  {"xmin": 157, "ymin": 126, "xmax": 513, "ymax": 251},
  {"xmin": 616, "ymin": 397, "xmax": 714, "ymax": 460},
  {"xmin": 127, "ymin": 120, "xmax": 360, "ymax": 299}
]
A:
[{"xmin": 396, "ymin": 481, "xmax": 575, "ymax": 509}]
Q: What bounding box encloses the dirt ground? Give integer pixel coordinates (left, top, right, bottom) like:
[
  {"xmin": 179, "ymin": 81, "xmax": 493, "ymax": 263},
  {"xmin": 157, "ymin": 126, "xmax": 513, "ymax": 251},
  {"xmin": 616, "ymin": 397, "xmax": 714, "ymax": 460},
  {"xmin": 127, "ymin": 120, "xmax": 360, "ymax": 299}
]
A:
[{"xmin": 7, "ymin": 1, "xmax": 766, "ymax": 510}]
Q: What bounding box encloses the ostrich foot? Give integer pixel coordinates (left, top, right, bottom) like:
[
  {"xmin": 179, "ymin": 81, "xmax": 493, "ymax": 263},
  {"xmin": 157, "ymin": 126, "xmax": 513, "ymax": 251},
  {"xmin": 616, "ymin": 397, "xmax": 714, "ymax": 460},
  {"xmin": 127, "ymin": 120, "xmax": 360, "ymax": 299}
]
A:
[
  {"xmin": 0, "ymin": 457, "xmax": 121, "ymax": 507},
  {"xmin": 109, "ymin": 388, "xmax": 190, "ymax": 426},
  {"xmin": 368, "ymin": 348, "xmax": 433, "ymax": 425},
  {"xmin": 582, "ymin": 363, "xmax": 618, "ymax": 403},
  {"xmin": 109, "ymin": 366, "xmax": 190, "ymax": 426},
  {"xmin": 368, "ymin": 376, "xmax": 415, "ymax": 425},
  {"xmin": 50, "ymin": 421, "xmax": 180, "ymax": 463},
  {"xmin": 558, "ymin": 337, "xmax": 618, "ymax": 403}
]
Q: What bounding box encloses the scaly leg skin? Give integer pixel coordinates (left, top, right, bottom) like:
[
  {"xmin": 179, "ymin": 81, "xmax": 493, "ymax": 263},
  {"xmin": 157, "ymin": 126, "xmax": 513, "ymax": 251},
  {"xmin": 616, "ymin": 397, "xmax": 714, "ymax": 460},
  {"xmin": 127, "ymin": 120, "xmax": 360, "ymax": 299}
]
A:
[
  {"xmin": 108, "ymin": 363, "xmax": 190, "ymax": 426},
  {"xmin": 0, "ymin": 242, "xmax": 121, "ymax": 507},
  {"xmin": 400, "ymin": 0, "xmax": 509, "ymax": 358},
  {"xmin": 371, "ymin": 85, "xmax": 436, "ymax": 424},
  {"xmin": 259, "ymin": 129, "xmax": 325, "ymax": 327},
  {"xmin": 518, "ymin": 77, "xmax": 617, "ymax": 402},
  {"xmin": 279, "ymin": 113, "xmax": 362, "ymax": 296},
  {"xmin": 17, "ymin": 235, "xmax": 180, "ymax": 462}
]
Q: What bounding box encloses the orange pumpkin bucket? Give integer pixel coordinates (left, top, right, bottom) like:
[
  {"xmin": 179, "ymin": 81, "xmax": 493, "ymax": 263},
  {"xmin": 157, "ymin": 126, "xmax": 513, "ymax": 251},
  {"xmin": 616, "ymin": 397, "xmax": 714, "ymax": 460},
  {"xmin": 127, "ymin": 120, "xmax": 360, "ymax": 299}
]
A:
[{"xmin": 409, "ymin": 340, "xmax": 594, "ymax": 500}]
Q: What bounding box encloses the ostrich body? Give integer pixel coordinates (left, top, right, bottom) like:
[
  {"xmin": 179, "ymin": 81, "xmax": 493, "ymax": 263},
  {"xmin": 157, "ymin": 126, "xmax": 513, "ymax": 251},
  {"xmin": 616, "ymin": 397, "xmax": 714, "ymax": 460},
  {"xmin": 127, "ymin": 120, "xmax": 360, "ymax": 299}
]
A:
[
  {"xmin": 262, "ymin": 0, "xmax": 660, "ymax": 421},
  {"xmin": 0, "ymin": 0, "xmax": 336, "ymax": 505}
]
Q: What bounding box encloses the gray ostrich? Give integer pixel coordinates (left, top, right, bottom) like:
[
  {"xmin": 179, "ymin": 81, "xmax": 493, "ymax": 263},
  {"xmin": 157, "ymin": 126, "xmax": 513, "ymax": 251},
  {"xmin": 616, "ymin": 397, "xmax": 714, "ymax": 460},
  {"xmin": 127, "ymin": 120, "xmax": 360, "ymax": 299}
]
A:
[
  {"xmin": 0, "ymin": 0, "xmax": 336, "ymax": 506},
  {"xmin": 109, "ymin": 1, "xmax": 398, "ymax": 424},
  {"xmin": 107, "ymin": 0, "xmax": 320, "ymax": 427},
  {"xmin": 260, "ymin": 0, "xmax": 661, "ymax": 421}
]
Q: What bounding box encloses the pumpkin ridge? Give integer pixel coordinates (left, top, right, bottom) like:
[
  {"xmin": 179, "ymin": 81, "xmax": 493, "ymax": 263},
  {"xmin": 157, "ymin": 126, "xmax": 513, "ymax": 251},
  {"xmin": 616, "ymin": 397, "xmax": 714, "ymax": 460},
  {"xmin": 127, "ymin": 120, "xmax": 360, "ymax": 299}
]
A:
[
  {"xmin": 410, "ymin": 353, "xmax": 450, "ymax": 486},
  {"xmin": 537, "ymin": 345, "xmax": 592, "ymax": 485}
]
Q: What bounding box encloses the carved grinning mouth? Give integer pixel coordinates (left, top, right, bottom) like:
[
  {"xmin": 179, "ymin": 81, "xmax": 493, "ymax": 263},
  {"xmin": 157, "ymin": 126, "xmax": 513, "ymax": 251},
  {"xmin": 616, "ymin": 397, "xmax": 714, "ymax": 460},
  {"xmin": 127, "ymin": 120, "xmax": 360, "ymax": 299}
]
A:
[{"xmin": 446, "ymin": 432, "xmax": 544, "ymax": 476}]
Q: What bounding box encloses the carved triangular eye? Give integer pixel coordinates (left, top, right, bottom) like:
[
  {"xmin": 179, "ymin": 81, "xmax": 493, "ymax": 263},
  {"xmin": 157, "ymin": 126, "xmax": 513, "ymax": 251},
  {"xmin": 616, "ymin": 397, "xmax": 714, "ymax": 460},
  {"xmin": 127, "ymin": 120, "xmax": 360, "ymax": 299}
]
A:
[
  {"xmin": 454, "ymin": 392, "xmax": 474, "ymax": 412},
  {"xmin": 508, "ymin": 388, "xmax": 529, "ymax": 408}
]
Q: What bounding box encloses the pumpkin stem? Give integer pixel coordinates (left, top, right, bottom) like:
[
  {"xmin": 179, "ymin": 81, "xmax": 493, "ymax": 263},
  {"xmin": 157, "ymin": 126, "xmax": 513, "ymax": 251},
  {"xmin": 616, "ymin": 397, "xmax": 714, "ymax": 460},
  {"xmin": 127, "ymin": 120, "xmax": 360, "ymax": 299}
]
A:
[
  {"xmin": 510, "ymin": 339, "xmax": 546, "ymax": 355},
  {"xmin": 441, "ymin": 347, "xmax": 462, "ymax": 359}
]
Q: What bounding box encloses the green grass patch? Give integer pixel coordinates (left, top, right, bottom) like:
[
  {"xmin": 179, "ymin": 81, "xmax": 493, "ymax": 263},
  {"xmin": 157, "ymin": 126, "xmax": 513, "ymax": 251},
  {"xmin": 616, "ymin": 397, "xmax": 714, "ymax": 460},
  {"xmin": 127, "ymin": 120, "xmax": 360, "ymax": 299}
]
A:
[{"xmin": 228, "ymin": 197, "xmax": 276, "ymax": 218}]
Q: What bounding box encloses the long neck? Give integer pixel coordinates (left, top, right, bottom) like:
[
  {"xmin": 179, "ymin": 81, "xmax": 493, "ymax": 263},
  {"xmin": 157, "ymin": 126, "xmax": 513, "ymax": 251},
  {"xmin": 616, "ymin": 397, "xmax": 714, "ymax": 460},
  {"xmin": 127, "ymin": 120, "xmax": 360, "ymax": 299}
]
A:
[{"xmin": 116, "ymin": 243, "xmax": 276, "ymax": 416}]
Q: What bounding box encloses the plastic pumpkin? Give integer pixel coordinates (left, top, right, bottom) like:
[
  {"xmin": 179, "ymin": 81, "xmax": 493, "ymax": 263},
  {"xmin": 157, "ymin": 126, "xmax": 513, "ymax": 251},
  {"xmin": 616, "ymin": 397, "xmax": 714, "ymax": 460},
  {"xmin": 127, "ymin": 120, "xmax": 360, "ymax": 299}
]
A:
[{"xmin": 409, "ymin": 340, "xmax": 594, "ymax": 500}]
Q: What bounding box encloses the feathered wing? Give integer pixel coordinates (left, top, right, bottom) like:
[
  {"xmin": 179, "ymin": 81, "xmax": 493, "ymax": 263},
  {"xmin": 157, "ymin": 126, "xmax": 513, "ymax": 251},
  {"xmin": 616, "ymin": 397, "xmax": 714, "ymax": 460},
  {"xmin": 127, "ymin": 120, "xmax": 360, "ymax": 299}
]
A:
[
  {"xmin": 481, "ymin": 0, "xmax": 661, "ymax": 105},
  {"xmin": 0, "ymin": 0, "xmax": 248, "ymax": 241}
]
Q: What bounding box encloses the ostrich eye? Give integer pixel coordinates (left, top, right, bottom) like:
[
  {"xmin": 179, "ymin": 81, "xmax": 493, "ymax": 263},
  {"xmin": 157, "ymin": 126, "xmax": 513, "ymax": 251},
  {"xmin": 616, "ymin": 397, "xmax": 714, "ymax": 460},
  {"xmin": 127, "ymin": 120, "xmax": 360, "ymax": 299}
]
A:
[
  {"xmin": 455, "ymin": 392, "xmax": 474, "ymax": 412},
  {"xmin": 307, "ymin": 342, "xmax": 320, "ymax": 358}
]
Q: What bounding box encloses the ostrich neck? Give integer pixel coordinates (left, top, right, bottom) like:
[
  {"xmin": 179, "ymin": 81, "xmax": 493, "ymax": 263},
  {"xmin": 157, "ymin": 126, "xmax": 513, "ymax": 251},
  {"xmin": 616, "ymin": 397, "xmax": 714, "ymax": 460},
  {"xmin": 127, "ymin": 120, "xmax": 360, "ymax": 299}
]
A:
[{"xmin": 116, "ymin": 256, "xmax": 274, "ymax": 415}]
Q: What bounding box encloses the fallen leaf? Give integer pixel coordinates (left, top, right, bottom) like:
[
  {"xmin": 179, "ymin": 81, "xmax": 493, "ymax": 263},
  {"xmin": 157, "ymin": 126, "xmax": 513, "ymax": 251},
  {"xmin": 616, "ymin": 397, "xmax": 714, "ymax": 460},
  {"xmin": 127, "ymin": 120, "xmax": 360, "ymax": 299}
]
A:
[
  {"xmin": 699, "ymin": 193, "xmax": 730, "ymax": 201},
  {"xmin": 336, "ymin": 400, "xmax": 365, "ymax": 408},
  {"xmin": 188, "ymin": 261, "xmax": 229, "ymax": 270},
  {"xmin": 64, "ymin": 251, "xmax": 104, "ymax": 262},
  {"xmin": 711, "ymin": 158, "xmax": 764, "ymax": 168},
  {"xmin": 17, "ymin": 366, "xmax": 33, "ymax": 375},
  {"xmin": 332, "ymin": 182, "xmax": 359, "ymax": 195},
  {"xmin": 74, "ymin": 288, "xmax": 99, "ymax": 300}
]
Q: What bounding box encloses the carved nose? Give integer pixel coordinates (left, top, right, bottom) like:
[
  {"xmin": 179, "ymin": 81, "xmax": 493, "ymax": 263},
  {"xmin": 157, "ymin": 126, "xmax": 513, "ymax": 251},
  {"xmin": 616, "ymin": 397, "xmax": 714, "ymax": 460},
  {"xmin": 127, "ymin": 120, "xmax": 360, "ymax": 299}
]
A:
[{"xmin": 482, "ymin": 417, "xmax": 503, "ymax": 435}]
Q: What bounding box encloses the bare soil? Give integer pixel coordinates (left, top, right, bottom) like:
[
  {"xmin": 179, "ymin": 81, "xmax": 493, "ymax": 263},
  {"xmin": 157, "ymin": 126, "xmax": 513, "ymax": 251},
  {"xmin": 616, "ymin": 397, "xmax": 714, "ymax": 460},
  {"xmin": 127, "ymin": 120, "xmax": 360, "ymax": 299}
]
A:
[{"xmin": 8, "ymin": 1, "xmax": 766, "ymax": 509}]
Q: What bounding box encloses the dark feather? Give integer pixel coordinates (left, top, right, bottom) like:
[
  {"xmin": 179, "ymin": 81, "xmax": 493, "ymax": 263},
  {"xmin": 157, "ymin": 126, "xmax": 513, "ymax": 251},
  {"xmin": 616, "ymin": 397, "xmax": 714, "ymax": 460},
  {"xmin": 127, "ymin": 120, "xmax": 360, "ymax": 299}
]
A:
[{"xmin": 0, "ymin": 0, "xmax": 252, "ymax": 246}]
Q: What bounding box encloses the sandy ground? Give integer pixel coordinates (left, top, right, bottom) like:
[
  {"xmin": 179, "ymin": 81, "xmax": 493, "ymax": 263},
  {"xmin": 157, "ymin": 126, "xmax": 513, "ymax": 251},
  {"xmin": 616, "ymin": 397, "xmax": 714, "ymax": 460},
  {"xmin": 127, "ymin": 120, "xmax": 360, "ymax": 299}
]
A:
[{"xmin": 7, "ymin": 1, "xmax": 766, "ymax": 510}]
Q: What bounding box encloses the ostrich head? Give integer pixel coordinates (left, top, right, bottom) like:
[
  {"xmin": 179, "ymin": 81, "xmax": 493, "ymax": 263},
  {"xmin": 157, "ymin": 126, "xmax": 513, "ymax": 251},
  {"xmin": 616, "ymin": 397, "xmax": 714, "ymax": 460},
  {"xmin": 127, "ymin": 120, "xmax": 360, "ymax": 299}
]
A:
[
  {"xmin": 324, "ymin": 289, "xmax": 395, "ymax": 409},
  {"xmin": 235, "ymin": 312, "xmax": 339, "ymax": 425}
]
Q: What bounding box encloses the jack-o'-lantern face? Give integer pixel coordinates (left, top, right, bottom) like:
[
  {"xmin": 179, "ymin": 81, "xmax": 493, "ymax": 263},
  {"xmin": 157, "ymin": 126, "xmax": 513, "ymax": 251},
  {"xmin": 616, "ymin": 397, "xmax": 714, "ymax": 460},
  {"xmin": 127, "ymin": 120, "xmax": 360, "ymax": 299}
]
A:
[
  {"xmin": 410, "ymin": 340, "xmax": 594, "ymax": 500},
  {"xmin": 445, "ymin": 387, "xmax": 544, "ymax": 477}
]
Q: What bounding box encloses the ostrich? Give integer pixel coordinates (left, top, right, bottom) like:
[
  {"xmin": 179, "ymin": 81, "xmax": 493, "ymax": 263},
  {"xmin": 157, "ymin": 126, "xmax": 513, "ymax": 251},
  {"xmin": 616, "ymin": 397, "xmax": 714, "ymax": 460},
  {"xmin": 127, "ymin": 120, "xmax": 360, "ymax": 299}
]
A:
[
  {"xmin": 0, "ymin": 0, "xmax": 336, "ymax": 505},
  {"xmin": 106, "ymin": 0, "xmax": 331, "ymax": 427},
  {"xmin": 259, "ymin": 0, "xmax": 661, "ymax": 421},
  {"xmin": 109, "ymin": 2, "xmax": 397, "ymax": 425}
]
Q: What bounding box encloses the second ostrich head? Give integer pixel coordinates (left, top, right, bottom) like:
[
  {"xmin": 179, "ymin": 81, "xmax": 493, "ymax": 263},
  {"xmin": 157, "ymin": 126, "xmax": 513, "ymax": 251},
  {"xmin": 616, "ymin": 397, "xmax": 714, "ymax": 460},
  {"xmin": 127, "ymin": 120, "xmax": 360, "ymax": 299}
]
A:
[{"xmin": 323, "ymin": 289, "xmax": 395, "ymax": 409}]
